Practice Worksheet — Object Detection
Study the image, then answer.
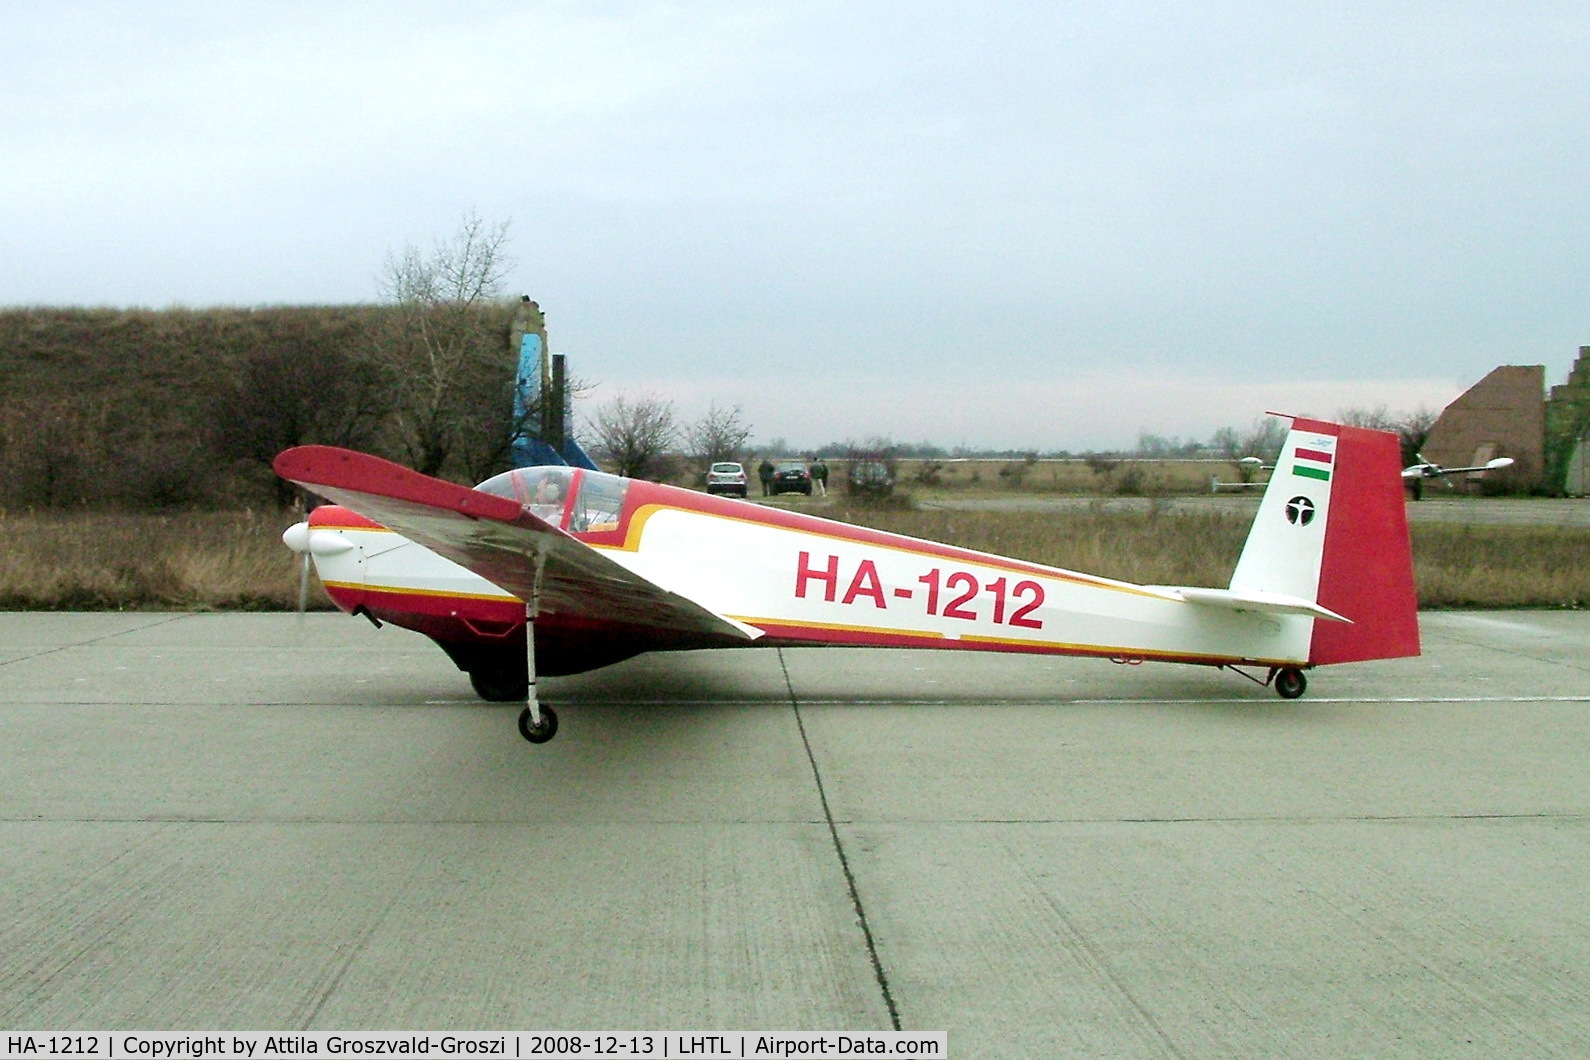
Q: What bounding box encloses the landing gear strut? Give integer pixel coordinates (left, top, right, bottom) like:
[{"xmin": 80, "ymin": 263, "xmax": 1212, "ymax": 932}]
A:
[
  {"xmin": 1225, "ymin": 663, "xmax": 1312, "ymax": 698},
  {"xmin": 517, "ymin": 592, "xmax": 559, "ymax": 743}
]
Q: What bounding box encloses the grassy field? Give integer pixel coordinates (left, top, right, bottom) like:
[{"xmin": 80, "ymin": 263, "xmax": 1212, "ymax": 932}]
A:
[
  {"xmin": 825, "ymin": 504, "xmax": 1590, "ymax": 609},
  {"xmin": 885, "ymin": 457, "xmax": 1240, "ymax": 495},
  {"xmin": 0, "ymin": 503, "xmax": 1583, "ymax": 611},
  {"xmin": 0, "ymin": 510, "xmax": 303, "ymax": 611}
]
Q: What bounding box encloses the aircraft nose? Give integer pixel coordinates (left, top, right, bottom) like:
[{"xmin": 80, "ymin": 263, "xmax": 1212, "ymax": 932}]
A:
[
  {"xmin": 282, "ymin": 522, "xmax": 356, "ymax": 556},
  {"xmin": 283, "ymin": 521, "xmax": 311, "ymax": 553}
]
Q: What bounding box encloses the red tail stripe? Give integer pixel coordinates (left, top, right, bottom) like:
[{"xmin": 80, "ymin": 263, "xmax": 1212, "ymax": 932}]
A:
[{"xmin": 1307, "ymin": 424, "xmax": 1420, "ymax": 665}]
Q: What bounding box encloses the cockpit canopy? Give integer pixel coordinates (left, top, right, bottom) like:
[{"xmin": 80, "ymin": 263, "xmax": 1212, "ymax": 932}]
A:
[{"xmin": 475, "ymin": 466, "xmax": 630, "ymax": 534}]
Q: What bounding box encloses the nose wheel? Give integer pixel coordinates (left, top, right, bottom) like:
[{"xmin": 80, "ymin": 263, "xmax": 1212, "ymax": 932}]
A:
[
  {"xmin": 515, "ymin": 600, "xmax": 561, "ymax": 743},
  {"xmin": 518, "ymin": 704, "xmax": 559, "ymax": 743}
]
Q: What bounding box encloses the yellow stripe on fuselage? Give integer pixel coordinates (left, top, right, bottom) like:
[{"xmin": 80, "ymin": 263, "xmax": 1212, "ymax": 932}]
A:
[
  {"xmin": 322, "ymin": 579, "xmax": 520, "ymax": 603},
  {"xmin": 732, "ymin": 612, "xmax": 1300, "ymax": 665}
]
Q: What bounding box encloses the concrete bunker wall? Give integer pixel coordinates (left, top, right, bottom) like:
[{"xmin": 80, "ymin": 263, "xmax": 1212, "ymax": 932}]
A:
[{"xmin": 1423, "ymin": 365, "xmax": 1544, "ymax": 492}]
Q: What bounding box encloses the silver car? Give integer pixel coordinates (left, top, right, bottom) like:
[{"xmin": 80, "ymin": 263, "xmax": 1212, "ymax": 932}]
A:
[{"xmin": 705, "ymin": 461, "xmax": 749, "ymax": 497}]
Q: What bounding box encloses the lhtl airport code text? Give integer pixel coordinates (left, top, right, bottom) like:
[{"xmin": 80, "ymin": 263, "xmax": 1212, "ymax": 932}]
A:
[{"xmin": 5, "ymin": 1034, "xmax": 946, "ymax": 1059}]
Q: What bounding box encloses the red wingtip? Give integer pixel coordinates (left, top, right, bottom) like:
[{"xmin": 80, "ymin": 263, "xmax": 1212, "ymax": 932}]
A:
[{"xmin": 273, "ymin": 446, "xmax": 523, "ymax": 523}]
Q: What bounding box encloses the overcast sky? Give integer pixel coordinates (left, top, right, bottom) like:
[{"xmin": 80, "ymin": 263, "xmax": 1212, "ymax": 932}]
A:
[{"xmin": 3, "ymin": 2, "xmax": 1588, "ymax": 450}]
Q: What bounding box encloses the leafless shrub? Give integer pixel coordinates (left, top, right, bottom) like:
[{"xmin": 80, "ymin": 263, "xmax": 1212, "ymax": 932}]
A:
[
  {"xmin": 685, "ymin": 402, "xmax": 753, "ymax": 478},
  {"xmin": 1337, "ymin": 404, "xmax": 1440, "ymax": 466},
  {"xmin": 219, "ymin": 332, "xmax": 389, "ymax": 504},
  {"xmin": 589, "ymin": 393, "xmax": 678, "ymax": 480},
  {"xmin": 1211, "ymin": 418, "xmax": 1287, "ymax": 482}
]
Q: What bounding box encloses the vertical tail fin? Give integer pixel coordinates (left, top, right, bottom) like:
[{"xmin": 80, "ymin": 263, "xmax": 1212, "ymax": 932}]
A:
[
  {"xmin": 1230, "ymin": 416, "xmax": 1420, "ymax": 665},
  {"xmin": 510, "ymin": 334, "xmax": 599, "ymax": 471}
]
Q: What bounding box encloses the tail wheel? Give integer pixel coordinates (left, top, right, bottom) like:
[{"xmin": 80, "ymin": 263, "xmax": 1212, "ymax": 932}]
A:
[{"xmin": 1274, "ymin": 667, "xmax": 1307, "ymax": 699}]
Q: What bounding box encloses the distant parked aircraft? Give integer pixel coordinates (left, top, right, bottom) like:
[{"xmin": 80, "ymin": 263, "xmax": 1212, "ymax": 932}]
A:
[
  {"xmin": 1211, "ymin": 456, "xmax": 1270, "ymax": 492},
  {"xmin": 1401, "ymin": 454, "xmax": 1515, "ymax": 499}
]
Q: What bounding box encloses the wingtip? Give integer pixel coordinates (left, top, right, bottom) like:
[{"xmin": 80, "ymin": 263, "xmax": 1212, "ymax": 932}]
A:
[{"xmin": 273, "ymin": 444, "xmax": 353, "ymax": 482}]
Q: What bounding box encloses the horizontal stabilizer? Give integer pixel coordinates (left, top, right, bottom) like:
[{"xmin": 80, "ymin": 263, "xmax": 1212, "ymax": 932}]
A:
[{"xmin": 1159, "ymin": 586, "xmax": 1351, "ymax": 623}]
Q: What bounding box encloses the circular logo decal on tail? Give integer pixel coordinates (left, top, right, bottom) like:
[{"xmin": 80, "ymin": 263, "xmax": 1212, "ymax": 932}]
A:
[{"xmin": 1285, "ymin": 496, "xmax": 1316, "ymax": 526}]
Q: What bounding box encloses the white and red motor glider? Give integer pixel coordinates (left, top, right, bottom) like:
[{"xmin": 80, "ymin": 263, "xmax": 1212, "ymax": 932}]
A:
[{"xmin": 276, "ymin": 416, "xmax": 1420, "ymax": 744}]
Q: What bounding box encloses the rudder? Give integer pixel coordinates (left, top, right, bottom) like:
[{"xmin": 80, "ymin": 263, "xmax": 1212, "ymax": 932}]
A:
[{"xmin": 1308, "ymin": 420, "xmax": 1420, "ymax": 664}]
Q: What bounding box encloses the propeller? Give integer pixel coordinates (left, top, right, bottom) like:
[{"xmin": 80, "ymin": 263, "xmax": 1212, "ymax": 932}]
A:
[
  {"xmin": 1429, "ymin": 453, "xmax": 1457, "ymax": 492},
  {"xmin": 281, "ymin": 504, "xmax": 353, "ymax": 621},
  {"xmin": 283, "ymin": 503, "xmax": 314, "ymax": 626},
  {"xmin": 297, "ymin": 551, "xmax": 312, "ymax": 619}
]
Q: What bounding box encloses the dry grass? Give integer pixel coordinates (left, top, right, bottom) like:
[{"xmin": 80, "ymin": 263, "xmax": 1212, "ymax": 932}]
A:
[
  {"xmin": 827, "ymin": 504, "xmax": 1252, "ymax": 586},
  {"xmin": 827, "ymin": 505, "xmax": 1588, "ymax": 609},
  {"xmin": 1410, "ymin": 524, "xmax": 1590, "ymax": 608},
  {"xmin": 0, "ymin": 506, "xmax": 1582, "ymax": 611},
  {"xmin": 0, "ymin": 509, "xmax": 319, "ymax": 610},
  {"xmin": 894, "ymin": 457, "xmax": 1230, "ymax": 496}
]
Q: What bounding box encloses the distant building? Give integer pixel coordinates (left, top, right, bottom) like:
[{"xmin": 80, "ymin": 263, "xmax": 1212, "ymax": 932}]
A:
[
  {"xmin": 1546, "ymin": 346, "xmax": 1590, "ymax": 496},
  {"xmin": 1420, "ymin": 350, "xmax": 1590, "ymax": 495},
  {"xmin": 1421, "ymin": 365, "xmax": 1544, "ymax": 493}
]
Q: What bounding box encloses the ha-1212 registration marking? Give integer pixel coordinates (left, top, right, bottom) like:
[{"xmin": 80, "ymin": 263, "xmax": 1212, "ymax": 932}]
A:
[{"xmin": 794, "ymin": 551, "xmax": 1045, "ymax": 629}]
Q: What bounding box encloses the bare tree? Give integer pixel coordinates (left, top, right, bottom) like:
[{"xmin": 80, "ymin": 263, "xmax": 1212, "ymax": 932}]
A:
[
  {"xmin": 1334, "ymin": 404, "xmax": 1396, "ymax": 431},
  {"xmin": 220, "ymin": 326, "xmax": 389, "ymax": 505},
  {"xmin": 1212, "ymin": 418, "xmax": 1287, "ymax": 481},
  {"xmin": 375, "ymin": 211, "xmax": 516, "ymax": 477},
  {"xmin": 1337, "ymin": 404, "xmax": 1439, "ymax": 466},
  {"xmin": 1393, "ymin": 407, "xmax": 1439, "ymax": 467},
  {"xmin": 685, "ymin": 401, "xmax": 753, "ymax": 475},
  {"xmin": 589, "ymin": 393, "xmax": 678, "ymax": 480}
]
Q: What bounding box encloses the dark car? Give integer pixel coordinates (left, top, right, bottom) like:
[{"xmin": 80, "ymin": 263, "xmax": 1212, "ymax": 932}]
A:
[
  {"xmin": 849, "ymin": 460, "xmax": 894, "ymax": 496},
  {"xmin": 769, "ymin": 460, "xmax": 812, "ymax": 496}
]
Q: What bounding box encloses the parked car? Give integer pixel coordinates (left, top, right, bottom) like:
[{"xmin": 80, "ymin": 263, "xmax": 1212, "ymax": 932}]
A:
[
  {"xmin": 849, "ymin": 460, "xmax": 894, "ymax": 496},
  {"xmin": 705, "ymin": 461, "xmax": 749, "ymax": 497},
  {"xmin": 770, "ymin": 460, "xmax": 813, "ymax": 496}
]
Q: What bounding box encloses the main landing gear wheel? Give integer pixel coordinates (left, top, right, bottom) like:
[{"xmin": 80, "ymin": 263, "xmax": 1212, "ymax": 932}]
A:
[
  {"xmin": 1274, "ymin": 667, "xmax": 1308, "ymax": 699},
  {"xmin": 518, "ymin": 704, "xmax": 558, "ymax": 743},
  {"xmin": 469, "ymin": 667, "xmax": 529, "ymax": 703}
]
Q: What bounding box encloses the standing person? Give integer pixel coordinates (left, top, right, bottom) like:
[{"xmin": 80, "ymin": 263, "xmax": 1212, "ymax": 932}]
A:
[
  {"xmin": 810, "ymin": 457, "xmax": 828, "ymax": 496},
  {"xmin": 758, "ymin": 457, "xmax": 774, "ymax": 497}
]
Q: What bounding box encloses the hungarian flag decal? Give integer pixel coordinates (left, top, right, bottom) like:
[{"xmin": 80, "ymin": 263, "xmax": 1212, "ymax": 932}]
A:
[{"xmin": 1292, "ymin": 445, "xmax": 1334, "ymax": 481}]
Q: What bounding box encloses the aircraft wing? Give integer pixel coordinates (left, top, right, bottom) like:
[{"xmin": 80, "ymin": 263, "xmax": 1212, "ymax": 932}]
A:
[
  {"xmin": 1403, "ymin": 464, "xmax": 1488, "ymax": 478},
  {"xmin": 1403, "ymin": 457, "xmax": 1514, "ymax": 479},
  {"xmin": 273, "ymin": 446, "xmax": 762, "ymax": 643}
]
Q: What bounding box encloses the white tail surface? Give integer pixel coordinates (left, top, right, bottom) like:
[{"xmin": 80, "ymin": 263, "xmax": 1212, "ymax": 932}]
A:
[
  {"xmin": 1229, "ymin": 421, "xmax": 1340, "ymax": 603},
  {"xmin": 1227, "ymin": 415, "xmax": 1419, "ymax": 666}
]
